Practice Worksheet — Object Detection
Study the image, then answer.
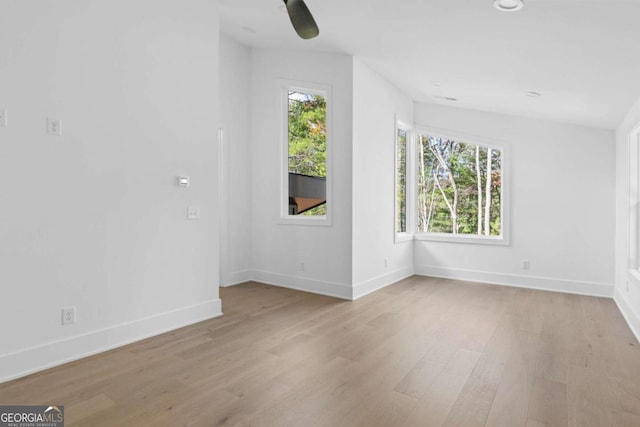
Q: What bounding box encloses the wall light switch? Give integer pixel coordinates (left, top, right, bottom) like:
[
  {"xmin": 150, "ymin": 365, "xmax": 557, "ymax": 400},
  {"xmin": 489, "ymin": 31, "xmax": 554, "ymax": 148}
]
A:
[
  {"xmin": 47, "ymin": 117, "xmax": 62, "ymax": 136},
  {"xmin": 187, "ymin": 206, "xmax": 200, "ymax": 220},
  {"xmin": 0, "ymin": 109, "xmax": 6, "ymax": 128},
  {"xmin": 177, "ymin": 176, "xmax": 190, "ymax": 187}
]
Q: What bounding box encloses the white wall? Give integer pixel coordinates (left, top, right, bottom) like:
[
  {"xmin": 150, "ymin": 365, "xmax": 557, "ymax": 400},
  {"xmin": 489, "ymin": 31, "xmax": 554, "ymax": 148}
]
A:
[
  {"xmin": 249, "ymin": 49, "xmax": 354, "ymax": 299},
  {"xmin": 0, "ymin": 0, "xmax": 221, "ymax": 382},
  {"xmin": 414, "ymin": 103, "xmax": 615, "ymax": 297},
  {"xmin": 219, "ymin": 34, "xmax": 252, "ymax": 287},
  {"xmin": 351, "ymin": 59, "xmax": 414, "ymax": 298},
  {"xmin": 614, "ymin": 95, "xmax": 640, "ymax": 340}
]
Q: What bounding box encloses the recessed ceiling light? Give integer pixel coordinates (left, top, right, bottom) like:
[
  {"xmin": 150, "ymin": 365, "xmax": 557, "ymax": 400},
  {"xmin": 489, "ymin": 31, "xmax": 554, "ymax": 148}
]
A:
[
  {"xmin": 525, "ymin": 91, "xmax": 541, "ymax": 97},
  {"xmin": 432, "ymin": 82, "xmax": 442, "ymax": 87},
  {"xmin": 493, "ymin": 0, "xmax": 524, "ymax": 12}
]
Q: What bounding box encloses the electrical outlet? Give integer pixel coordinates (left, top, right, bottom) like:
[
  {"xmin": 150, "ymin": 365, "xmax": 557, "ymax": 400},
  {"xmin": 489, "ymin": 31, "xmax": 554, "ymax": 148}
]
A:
[
  {"xmin": 300, "ymin": 261, "xmax": 305, "ymax": 271},
  {"xmin": 521, "ymin": 260, "xmax": 530, "ymax": 271},
  {"xmin": 384, "ymin": 258, "xmax": 388, "ymax": 268},
  {"xmin": 61, "ymin": 307, "xmax": 76, "ymax": 325},
  {"xmin": 187, "ymin": 206, "xmax": 200, "ymax": 220},
  {"xmin": 0, "ymin": 109, "xmax": 6, "ymax": 128},
  {"xmin": 47, "ymin": 117, "xmax": 62, "ymax": 136}
]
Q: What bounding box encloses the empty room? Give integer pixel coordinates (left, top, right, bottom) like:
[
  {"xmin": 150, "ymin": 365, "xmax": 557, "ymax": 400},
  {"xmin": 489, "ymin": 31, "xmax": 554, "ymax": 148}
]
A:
[{"xmin": 1, "ymin": 0, "xmax": 640, "ymax": 426}]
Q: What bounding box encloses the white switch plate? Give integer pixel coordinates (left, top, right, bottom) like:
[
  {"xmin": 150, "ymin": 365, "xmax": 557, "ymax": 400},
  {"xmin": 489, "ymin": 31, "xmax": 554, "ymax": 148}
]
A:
[
  {"xmin": 177, "ymin": 176, "xmax": 190, "ymax": 187},
  {"xmin": 0, "ymin": 109, "xmax": 6, "ymax": 128},
  {"xmin": 61, "ymin": 307, "xmax": 76, "ymax": 325},
  {"xmin": 187, "ymin": 206, "xmax": 200, "ymax": 220},
  {"xmin": 47, "ymin": 117, "xmax": 62, "ymax": 136}
]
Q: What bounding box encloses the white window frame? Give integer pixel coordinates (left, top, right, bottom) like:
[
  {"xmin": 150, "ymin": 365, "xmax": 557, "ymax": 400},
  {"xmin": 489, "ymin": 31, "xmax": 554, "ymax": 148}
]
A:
[
  {"xmin": 628, "ymin": 123, "xmax": 640, "ymax": 282},
  {"xmin": 279, "ymin": 80, "xmax": 332, "ymax": 226},
  {"xmin": 413, "ymin": 126, "xmax": 510, "ymax": 246},
  {"xmin": 395, "ymin": 118, "xmax": 414, "ymax": 243}
]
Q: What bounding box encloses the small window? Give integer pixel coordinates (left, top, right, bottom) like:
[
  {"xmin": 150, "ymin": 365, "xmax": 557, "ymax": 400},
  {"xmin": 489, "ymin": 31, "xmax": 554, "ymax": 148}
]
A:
[
  {"xmin": 416, "ymin": 131, "xmax": 505, "ymax": 243},
  {"xmin": 396, "ymin": 124, "xmax": 409, "ymax": 236},
  {"xmin": 282, "ymin": 84, "xmax": 331, "ymax": 224}
]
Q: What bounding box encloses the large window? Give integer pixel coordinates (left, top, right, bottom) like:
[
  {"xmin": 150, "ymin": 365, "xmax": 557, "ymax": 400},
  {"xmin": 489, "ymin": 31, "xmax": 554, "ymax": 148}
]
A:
[
  {"xmin": 282, "ymin": 84, "xmax": 331, "ymax": 224},
  {"xmin": 415, "ymin": 130, "xmax": 506, "ymax": 243}
]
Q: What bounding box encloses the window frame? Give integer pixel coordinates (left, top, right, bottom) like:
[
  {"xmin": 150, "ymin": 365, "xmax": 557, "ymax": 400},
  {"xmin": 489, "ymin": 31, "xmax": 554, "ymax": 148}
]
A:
[
  {"xmin": 413, "ymin": 126, "xmax": 510, "ymax": 246},
  {"xmin": 395, "ymin": 118, "xmax": 414, "ymax": 243},
  {"xmin": 279, "ymin": 81, "xmax": 333, "ymax": 226},
  {"xmin": 628, "ymin": 123, "xmax": 640, "ymax": 282}
]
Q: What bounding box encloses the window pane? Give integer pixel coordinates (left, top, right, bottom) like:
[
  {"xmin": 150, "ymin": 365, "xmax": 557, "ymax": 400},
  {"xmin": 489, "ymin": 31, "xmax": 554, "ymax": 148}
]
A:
[
  {"xmin": 287, "ymin": 90, "xmax": 327, "ymax": 216},
  {"xmin": 417, "ymin": 134, "xmax": 502, "ymax": 236},
  {"xmin": 396, "ymin": 128, "xmax": 407, "ymax": 233}
]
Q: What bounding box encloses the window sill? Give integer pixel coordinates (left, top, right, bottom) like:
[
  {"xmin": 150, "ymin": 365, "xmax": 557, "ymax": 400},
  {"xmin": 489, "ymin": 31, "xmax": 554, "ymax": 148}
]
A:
[
  {"xmin": 279, "ymin": 216, "xmax": 332, "ymax": 227},
  {"xmin": 414, "ymin": 232, "xmax": 509, "ymax": 246},
  {"xmin": 395, "ymin": 233, "xmax": 414, "ymax": 243},
  {"xmin": 629, "ymin": 269, "xmax": 640, "ymax": 285}
]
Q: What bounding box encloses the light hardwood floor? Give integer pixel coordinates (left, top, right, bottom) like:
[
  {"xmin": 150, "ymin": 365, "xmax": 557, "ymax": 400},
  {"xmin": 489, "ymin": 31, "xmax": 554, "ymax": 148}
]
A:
[{"xmin": 2, "ymin": 276, "xmax": 640, "ymax": 426}]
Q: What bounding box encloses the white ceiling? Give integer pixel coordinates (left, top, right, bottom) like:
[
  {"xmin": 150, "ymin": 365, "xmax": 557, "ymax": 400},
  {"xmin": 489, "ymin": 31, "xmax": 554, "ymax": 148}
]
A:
[{"xmin": 218, "ymin": 0, "xmax": 640, "ymax": 129}]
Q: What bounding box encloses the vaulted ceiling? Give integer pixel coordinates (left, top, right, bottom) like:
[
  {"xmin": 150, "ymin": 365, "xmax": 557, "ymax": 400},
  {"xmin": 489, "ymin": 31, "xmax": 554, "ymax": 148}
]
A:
[{"xmin": 218, "ymin": 0, "xmax": 640, "ymax": 129}]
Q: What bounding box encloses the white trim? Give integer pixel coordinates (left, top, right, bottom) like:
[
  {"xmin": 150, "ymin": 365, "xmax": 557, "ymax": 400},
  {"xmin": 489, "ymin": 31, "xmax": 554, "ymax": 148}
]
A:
[
  {"xmin": 630, "ymin": 268, "xmax": 640, "ymax": 284},
  {"xmin": 251, "ymin": 269, "xmax": 352, "ymax": 300},
  {"xmin": 218, "ymin": 125, "xmax": 229, "ymax": 287},
  {"xmin": 395, "ymin": 233, "xmax": 414, "ymax": 243},
  {"xmin": 227, "ymin": 267, "xmax": 414, "ymax": 300},
  {"xmin": 614, "ymin": 289, "xmax": 640, "ymax": 344},
  {"xmin": 414, "ymin": 264, "xmax": 613, "ymax": 298},
  {"xmin": 414, "ymin": 232, "xmax": 508, "ymax": 246},
  {"xmin": 0, "ymin": 299, "xmax": 222, "ymax": 384},
  {"xmin": 221, "ymin": 270, "xmax": 252, "ymax": 287},
  {"xmin": 279, "ymin": 80, "xmax": 332, "ymax": 226},
  {"xmin": 352, "ymin": 266, "xmax": 415, "ymax": 300},
  {"xmin": 628, "ymin": 124, "xmax": 640, "ymax": 269},
  {"xmin": 415, "ymin": 125, "xmax": 507, "ymax": 152},
  {"xmin": 278, "ymin": 215, "xmax": 332, "ymax": 226},
  {"xmin": 413, "ymin": 125, "xmax": 510, "ymax": 246}
]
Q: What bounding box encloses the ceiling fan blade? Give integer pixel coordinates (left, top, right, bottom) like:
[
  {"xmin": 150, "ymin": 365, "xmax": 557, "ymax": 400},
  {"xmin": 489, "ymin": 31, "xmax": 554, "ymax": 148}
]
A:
[{"xmin": 283, "ymin": 0, "xmax": 319, "ymax": 40}]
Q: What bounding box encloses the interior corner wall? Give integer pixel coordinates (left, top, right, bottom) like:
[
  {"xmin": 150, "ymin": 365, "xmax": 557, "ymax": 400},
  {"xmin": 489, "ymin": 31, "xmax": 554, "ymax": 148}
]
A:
[
  {"xmin": 614, "ymin": 95, "xmax": 640, "ymax": 341},
  {"xmin": 351, "ymin": 59, "xmax": 414, "ymax": 298},
  {"xmin": 219, "ymin": 34, "xmax": 252, "ymax": 287},
  {"xmin": 249, "ymin": 49, "xmax": 354, "ymax": 299},
  {"xmin": 0, "ymin": 0, "xmax": 221, "ymax": 383},
  {"xmin": 414, "ymin": 103, "xmax": 615, "ymax": 297}
]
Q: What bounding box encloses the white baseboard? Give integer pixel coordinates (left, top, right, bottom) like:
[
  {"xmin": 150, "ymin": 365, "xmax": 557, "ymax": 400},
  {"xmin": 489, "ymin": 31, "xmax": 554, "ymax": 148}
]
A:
[
  {"xmin": 415, "ymin": 264, "xmax": 614, "ymax": 298},
  {"xmin": 221, "ymin": 269, "xmax": 251, "ymax": 287},
  {"xmin": 614, "ymin": 289, "xmax": 640, "ymax": 344},
  {"xmin": 352, "ymin": 266, "xmax": 414, "ymax": 300},
  {"xmin": 250, "ymin": 269, "xmax": 353, "ymax": 300},
  {"xmin": 0, "ymin": 299, "xmax": 222, "ymax": 384}
]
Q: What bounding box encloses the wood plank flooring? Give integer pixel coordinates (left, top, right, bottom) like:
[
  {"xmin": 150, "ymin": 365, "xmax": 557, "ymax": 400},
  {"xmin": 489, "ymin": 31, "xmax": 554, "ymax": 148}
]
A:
[{"xmin": 1, "ymin": 276, "xmax": 640, "ymax": 426}]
